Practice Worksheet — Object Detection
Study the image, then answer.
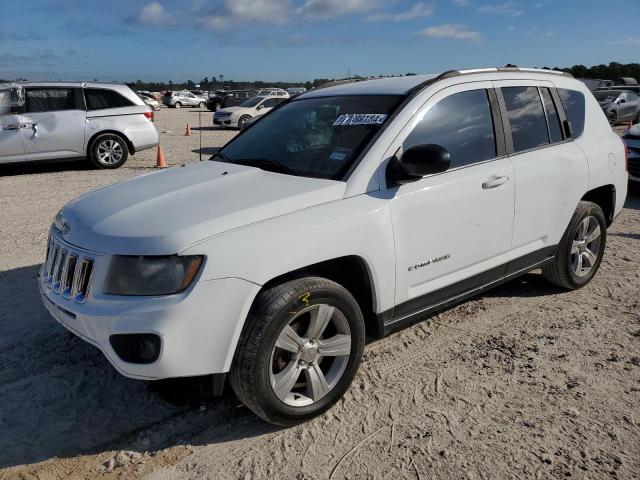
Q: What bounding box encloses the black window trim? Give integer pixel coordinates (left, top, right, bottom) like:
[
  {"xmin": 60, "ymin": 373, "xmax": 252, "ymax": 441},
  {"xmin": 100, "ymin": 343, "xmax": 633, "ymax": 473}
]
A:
[
  {"xmin": 23, "ymin": 86, "xmax": 85, "ymax": 113},
  {"xmin": 495, "ymin": 85, "xmax": 574, "ymax": 157}
]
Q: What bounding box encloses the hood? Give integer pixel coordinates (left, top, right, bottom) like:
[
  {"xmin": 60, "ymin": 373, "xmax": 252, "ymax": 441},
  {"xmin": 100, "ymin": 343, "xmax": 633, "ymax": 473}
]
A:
[
  {"xmin": 59, "ymin": 161, "xmax": 346, "ymax": 255},
  {"xmin": 218, "ymin": 106, "xmax": 249, "ymax": 115}
]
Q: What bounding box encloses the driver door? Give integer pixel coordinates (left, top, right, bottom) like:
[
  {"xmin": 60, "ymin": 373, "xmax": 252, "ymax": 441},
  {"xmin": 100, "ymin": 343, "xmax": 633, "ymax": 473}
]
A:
[
  {"xmin": 0, "ymin": 113, "xmax": 26, "ymax": 164},
  {"xmin": 386, "ymin": 82, "xmax": 515, "ymax": 321}
]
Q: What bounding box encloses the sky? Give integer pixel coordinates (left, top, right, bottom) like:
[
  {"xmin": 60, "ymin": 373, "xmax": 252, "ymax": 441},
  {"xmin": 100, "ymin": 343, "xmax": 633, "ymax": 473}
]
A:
[{"xmin": 1, "ymin": 0, "xmax": 639, "ymax": 83}]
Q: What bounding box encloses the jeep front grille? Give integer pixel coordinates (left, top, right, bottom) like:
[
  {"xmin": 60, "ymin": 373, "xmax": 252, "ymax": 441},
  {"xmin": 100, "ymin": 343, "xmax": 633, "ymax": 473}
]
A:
[{"xmin": 43, "ymin": 234, "xmax": 94, "ymax": 303}]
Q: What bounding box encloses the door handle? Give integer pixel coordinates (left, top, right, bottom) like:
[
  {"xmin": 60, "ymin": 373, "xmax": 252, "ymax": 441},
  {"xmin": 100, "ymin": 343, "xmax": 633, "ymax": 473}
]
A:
[
  {"xmin": 2, "ymin": 124, "xmax": 21, "ymax": 131},
  {"xmin": 482, "ymin": 175, "xmax": 509, "ymax": 189}
]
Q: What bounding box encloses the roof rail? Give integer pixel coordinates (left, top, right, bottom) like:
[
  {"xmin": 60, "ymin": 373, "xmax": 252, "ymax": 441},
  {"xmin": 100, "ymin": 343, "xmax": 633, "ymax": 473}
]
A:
[{"xmin": 456, "ymin": 67, "xmax": 573, "ymax": 78}]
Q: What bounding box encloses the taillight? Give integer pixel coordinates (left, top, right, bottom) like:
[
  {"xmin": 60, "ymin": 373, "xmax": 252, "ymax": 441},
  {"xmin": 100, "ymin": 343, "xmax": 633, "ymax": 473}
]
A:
[{"xmin": 143, "ymin": 110, "xmax": 154, "ymax": 122}]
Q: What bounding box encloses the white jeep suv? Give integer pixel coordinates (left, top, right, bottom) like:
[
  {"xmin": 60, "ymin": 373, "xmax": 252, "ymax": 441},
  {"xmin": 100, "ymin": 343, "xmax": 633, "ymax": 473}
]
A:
[{"xmin": 40, "ymin": 68, "xmax": 628, "ymax": 426}]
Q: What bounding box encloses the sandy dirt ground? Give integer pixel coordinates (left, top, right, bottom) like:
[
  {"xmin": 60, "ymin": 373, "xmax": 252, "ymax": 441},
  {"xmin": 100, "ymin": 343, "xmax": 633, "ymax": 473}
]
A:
[{"xmin": 0, "ymin": 108, "xmax": 638, "ymax": 479}]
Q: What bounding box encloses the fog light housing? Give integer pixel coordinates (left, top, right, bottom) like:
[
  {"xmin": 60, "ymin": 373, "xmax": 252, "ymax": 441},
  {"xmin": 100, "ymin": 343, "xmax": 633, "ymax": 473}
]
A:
[{"xmin": 109, "ymin": 334, "xmax": 161, "ymax": 364}]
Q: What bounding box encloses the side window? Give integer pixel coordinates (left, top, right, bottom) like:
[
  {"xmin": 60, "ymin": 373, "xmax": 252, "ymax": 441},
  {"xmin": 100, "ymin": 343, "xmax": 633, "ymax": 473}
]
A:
[
  {"xmin": 403, "ymin": 89, "xmax": 496, "ymax": 169},
  {"xmin": 502, "ymin": 86, "xmax": 549, "ymax": 153},
  {"xmin": 263, "ymin": 98, "xmax": 280, "ymax": 108},
  {"xmin": 25, "ymin": 88, "xmax": 77, "ymax": 113},
  {"xmin": 627, "ymin": 92, "xmax": 638, "ymax": 102},
  {"xmin": 540, "ymin": 88, "xmax": 563, "ymax": 143},
  {"xmin": 558, "ymin": 89, "xmax": 585, "ymax": 138},
  {"xmin": 84, "ymin": 89, "xmax": 134, "ymax": 110}
]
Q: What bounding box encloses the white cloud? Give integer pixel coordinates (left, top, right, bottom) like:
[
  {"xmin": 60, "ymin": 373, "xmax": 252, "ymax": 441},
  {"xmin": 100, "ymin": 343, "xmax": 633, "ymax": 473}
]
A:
[
  {"xmin": 611, "ymin": 37, "xmax": 640, "ymax": 46},
  {"xmin": 452, "ymin": 0, "xmax": 472, "ymax": 5},
  {"xmin": 297, "ymin": 0, "xmax": 383, "ymax": 20},
  {"xmin": 478, "ymin": 1, "xmax": 523, "ymax": 17},
  {"xmin": 419, "ymin": 23, "xmax": 482, "ymax": 41},
  {"xmin": 365, "ymin": 3, "xmax": 434, "ymax": 22},
  {"xmin": 130, "ymin": 1, "xmax": 174, "ymax": 26},
  {"xmin": 199, "ymin": 0, "xmax": 292, "ymax": 29}
]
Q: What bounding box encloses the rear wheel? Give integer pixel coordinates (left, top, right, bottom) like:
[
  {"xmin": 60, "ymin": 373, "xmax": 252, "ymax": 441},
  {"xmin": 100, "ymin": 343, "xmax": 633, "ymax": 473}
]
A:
[
  {"xmin": 89, "ymin": 133, "xmax": 129, "ymax": 169},
  {"xmin": 608, "ymin": 112, "xmax": 617, "ymax": 126},
  {"xmin": 213, "ymin": 102, "xmax": 222, "ymax": 111},
  {"xmin": 542, "ymin": 201, "xmax": 606, "ymax": 290},
  {"xmin": 230, "ymin": 277, "xmax": 365, "ymax": 426}
]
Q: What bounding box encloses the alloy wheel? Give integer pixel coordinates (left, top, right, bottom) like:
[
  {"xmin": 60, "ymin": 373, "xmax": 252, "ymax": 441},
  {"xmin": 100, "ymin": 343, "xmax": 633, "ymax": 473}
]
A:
[
  {"xmin": 571, "ymin": 215, "xmax": 602, "ymax": 277},
  {"xmin": 96, "ymin": 139, "xmax": 124, "ymax": 166},
  {"xmin": 269, "ymin": 304, "xmax": 352, "ymax": 407}
]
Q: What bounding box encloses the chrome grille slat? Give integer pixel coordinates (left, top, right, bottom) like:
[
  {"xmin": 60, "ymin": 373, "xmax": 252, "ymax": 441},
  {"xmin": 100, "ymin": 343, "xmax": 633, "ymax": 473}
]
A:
[{"xmin": 44, "ymin": 233, "xmax": 94, "ymax": 304}]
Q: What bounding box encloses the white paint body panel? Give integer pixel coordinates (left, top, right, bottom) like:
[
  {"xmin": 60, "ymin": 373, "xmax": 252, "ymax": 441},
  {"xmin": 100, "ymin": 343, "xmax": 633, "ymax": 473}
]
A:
[{"xmin": 40, "ymin": 71, "xmax": 628, "ymax": 379}]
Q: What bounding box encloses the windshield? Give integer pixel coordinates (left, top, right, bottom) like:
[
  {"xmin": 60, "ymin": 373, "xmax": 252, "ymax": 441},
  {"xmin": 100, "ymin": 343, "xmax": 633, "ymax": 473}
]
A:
[
  {"xmin": 216, "ymin": 95, "xmax": 403, "ymax": 180},
  {"xmin": 594, "ymin": 91, "xmax": 622, "ymax": 102},
  {"xmin": 240, "ymin": 96, "xmax": 264, "ymax": 108}
]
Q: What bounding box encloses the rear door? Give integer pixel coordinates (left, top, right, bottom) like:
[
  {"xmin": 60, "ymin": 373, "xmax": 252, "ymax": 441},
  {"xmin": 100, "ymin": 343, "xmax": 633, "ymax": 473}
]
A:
[
  {"xmin": 20, "ymin": 87, "xmax": 86, "ymax": 161},
  {"xmin": 0, "ymin": 112, "xmax": 26, "ymax": 164},
  {"xmin": 494, "ymin": 81, "xmax": 588, "ymax": 259}
]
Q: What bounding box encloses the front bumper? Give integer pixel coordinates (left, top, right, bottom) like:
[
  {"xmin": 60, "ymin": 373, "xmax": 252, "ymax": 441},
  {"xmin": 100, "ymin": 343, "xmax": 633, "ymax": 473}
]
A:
[{"xmin": 39, "ymin": 269, "xmax": 260, "ymax": 380}]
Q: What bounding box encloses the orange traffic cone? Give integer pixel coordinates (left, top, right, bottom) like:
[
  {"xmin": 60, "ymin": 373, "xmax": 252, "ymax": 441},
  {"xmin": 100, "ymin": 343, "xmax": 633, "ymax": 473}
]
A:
[
  {"xmin": 155, "ymin": 145, "xmax": 167, "ymax": 168},
  {"xmin": 185, "ymin": 123, "xmax": 192, "ymax": 136}
]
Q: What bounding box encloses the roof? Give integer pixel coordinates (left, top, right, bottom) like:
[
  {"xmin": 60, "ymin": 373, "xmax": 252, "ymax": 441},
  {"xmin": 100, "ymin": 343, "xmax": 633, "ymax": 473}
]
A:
[
  {"xmin": 298, "ymin": 67, "xmax": 573, "ymax": 99},
  {"xmin": 11, "ymin": 81, "xmax": 129, "ymax": 89}
]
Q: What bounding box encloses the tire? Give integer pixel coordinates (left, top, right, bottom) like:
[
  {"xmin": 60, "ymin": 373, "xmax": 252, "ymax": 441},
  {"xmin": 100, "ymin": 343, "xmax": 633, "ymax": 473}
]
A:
[
  {"xmin": 238, "ymin": 115, "xmax": 251, "ymax": 130},
  {"xmin": 89, "ymin": 133, "xmax": 129, "ymax": 169},
  {"xmin": 174, "ymin": 102, "xmax": 182, "ymax": 109},
  {"xmin": 214, "ymin": 103, "xmax": 222, "ymax": 112},
  {"xmin": 230, "ymin": 277, "xmax": 365, "ymax": 426},
  {"xmin": 198, "ymin": 102, "xmax": 205, "ymax": 108},
  {"xmin": 542, "ymin": 201, "xmax": 607, "ymax": 290},
  {"xmin": 608, "ymin": 112, "xmax": 617, "ymax": 126}
]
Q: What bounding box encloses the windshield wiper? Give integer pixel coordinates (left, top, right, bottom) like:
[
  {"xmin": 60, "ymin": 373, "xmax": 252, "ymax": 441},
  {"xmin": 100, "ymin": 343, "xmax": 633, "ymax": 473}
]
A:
[
  {"xmin": 210, "ymin": 150, "xmax": 232, "ymax": 163},
  {"xmin": 232, "ymin": 158, "xmax": 298, "ymax": 176}
]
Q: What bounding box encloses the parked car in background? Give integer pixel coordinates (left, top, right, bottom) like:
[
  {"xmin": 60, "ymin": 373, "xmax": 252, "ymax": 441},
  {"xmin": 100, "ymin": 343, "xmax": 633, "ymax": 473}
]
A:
[
  {"xmin": 593, "ymin": 89, "xmax": 640, "ymax": 126},
  {"xmin": 206, "ymin": 90, "xmax": 256, "ymax": 111},
  {"xmin": 0, "ymin": 82, "xmax": 158, "ymax": 168},
  {"xmin": 621, "ymin": 124, "xmax": 640, "ymax": 182},
  {"xmin": 213, "ymin": 94, "xmax": 288, "ymax": 129},
  {"xmin": 257, "ymin": 88, "xmax": 289, "ymax": 98},
  {"xmin": 41, "ymin": 68, "xmax": 627, "ymax": 426},
  {"xmin": 286, "ymin": 87, "xmax": 307, "ymax": 96},
  {"xmin": 189, "ymin": 90, "xmax": 209, "ymax": 98},
  {"xmin": 137, "ymin": 91, "xmax": 160, "ymax": 110},
  {"xmin": 163, "ymin": 90, "xmax": 207, "ymax": 109}
]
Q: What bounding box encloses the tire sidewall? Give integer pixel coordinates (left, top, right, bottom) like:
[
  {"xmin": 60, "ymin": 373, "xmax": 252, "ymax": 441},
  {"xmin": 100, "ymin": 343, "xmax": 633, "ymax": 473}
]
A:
[
  {"xmin": 90, "ymin": 134, "xmax": 129, "ymax": 169},
  {"xmin": 252, "ymin": 286, "xmax": 365, "ymax": 424},
  {"xmin": 198, "ymin": 102, "xmax": 205, "ymax": 108},
  {"xmin": 174, "ymin": 102, "xmax": 181, "ymax": 109},
  {"xmin": 238, "ymin": 115, "xmax": 250, "ymax": 130},
  {"xmin": 563, "ymin": 204, "xmax": 607, "ymax": 287}
]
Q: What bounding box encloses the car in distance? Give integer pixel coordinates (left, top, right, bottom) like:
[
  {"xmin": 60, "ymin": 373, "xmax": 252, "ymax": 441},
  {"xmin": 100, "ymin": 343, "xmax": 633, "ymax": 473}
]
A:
[
  {"xmin": 206, "ymin": 90, "xmax": 257, "ymax": 112},
  {"xmin": 1, "ymin": 82, "xmax": 158, "ymax": 168},
  {"xmin": 593, "ymin": 89, "xmax": 640, "ymax": 126},
  {"xmin": 621, "ymin": 123, "xmax": 640, "ymax": 182},
  {"xmin": 213, "ymin": 94, "xmax": 288, "ymax": 129},
  {"xmin": 162, "ymin": 90, "xmax": 207, "ymax": 109},
  {"xmin": 286, "ymin": 87, "xmax": 307, "ymax": 96},
  {"xmin": 137, "ymin": 91, "xmax": 160, "ymax": 110},
  {"xmin": 41, "ymin": 68, "xmax": 627, "ymax": 426}
]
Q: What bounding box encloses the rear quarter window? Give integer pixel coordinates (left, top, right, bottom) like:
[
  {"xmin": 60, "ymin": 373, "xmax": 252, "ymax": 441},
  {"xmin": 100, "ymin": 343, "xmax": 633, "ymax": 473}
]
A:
[
  {"xmin": 85, "ymin": 89, "xmax": 134, "ymax": 110},
  {"xmin": 558, "ymin": 89, "xmax": 586, "ymax": 138}
]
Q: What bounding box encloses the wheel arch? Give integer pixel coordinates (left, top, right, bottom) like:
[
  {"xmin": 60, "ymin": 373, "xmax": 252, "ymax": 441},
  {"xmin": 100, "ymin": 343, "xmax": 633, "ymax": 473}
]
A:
[
  {"xmin": 581, "ymin": 184, "xmax": 616, "ymax": 226},
  {"xmin": 86, "ymin": 130, "xmax": 135, "ymax": 156},
  {"xmin": 258, "ymin": 255, "xmax": 382, "ymax": 340}
]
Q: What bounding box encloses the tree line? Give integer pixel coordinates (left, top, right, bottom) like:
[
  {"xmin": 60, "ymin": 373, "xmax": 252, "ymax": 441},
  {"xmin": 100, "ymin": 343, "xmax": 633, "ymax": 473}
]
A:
[{"xmin": 2, "ymin": 62, "xmax": 638, "ymax": 91}]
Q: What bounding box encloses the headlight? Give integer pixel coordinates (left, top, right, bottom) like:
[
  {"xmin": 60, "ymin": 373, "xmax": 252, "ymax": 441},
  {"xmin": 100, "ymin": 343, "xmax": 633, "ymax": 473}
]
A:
[{"xmin": 104, "ymin": 255, "xmax": 204, "ymax": 296}]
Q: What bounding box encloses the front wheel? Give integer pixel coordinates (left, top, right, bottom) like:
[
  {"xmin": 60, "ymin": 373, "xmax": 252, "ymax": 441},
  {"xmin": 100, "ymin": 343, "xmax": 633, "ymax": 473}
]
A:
[
  {"xmin": 542, "ymin": 201, "xmax": 606, "ymax": 290},
  {"xmin": 238, "ymin": 115, "xmax": 251, "ymax": 130},
  {"xmin": 89, "ymin": 133, "xmax": 129, "ymax": 169},
  {"xmin": 230, "ymin": 277, "xmax": 365, "ymax": 426},
  {"xmin": 174, "ymin": 102, "xmax": 181, "ymax": 109},
  {"xmin": 608, "ymin": 112, "xmax": 617, "ymax": 126},
  {"xmin": 198, "ymin": 101, "xmax": 205, "ymax": 108}
]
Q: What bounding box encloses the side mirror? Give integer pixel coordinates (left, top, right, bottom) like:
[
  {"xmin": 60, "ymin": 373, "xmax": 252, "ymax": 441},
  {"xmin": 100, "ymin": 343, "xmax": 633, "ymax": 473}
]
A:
[{"xmin": 386, "ymin": 144, "xmax": 451, "ymax": 185}]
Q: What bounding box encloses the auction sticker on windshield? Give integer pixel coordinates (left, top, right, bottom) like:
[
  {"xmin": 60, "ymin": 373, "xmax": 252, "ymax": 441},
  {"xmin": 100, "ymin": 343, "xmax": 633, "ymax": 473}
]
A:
[{"xmin": 333, "ymin": 113, "xmax": 388, "ymax": 126}]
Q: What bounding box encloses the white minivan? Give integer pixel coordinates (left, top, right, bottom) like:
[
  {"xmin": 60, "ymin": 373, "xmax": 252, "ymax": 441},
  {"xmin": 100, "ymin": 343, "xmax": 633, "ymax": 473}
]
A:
[
  {"xmin": 40, "ymin": 68, "xmax": 627, "ymax": 425},
  {"xmin": 0, "ymin": 82, "xmax": 159, "ymax": 169}
]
